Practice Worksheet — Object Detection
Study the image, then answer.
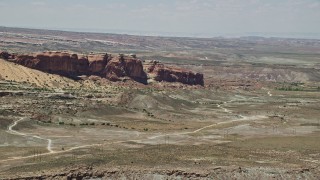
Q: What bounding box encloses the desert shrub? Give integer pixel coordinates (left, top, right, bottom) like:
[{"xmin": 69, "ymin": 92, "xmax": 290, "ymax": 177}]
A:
[{"xmin": 276, "ymin": 86, "xmax": 302, "ymax": 91}]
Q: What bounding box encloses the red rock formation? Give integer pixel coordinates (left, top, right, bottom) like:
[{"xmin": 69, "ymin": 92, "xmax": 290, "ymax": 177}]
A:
[
  {"xmin": 147, "ymin": 61, "xmax": 204, "ymax": 86},
  {"xmin": 88, "ymin": 53, "xmax": 110, "ymax": 74},
  {"xmin": 14, "ymin": 54, "xmax": 39, "ymax": 67},
  {"xmin": 77, "ymin": 55, "xmax": 90, "ymax": 74},
  {"xmin": 12, "ymin": 51, "xmax": 203, "ymax": 85},
  {"xmin": 0, "ymin": 51, "xmax": 14, "ymax": 60},
  {"xmin": 15, "ymin": 51, "xmax": 89, "ymax": 78},
  {"xmin": 104, "ymin": 55, "xmax": 147, "ymax": 84}
]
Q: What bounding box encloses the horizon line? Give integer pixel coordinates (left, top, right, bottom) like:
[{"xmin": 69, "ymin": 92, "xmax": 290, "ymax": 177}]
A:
[{"xmin": 1, "ymin": 25, "xmax": 320, "ymax": 40}]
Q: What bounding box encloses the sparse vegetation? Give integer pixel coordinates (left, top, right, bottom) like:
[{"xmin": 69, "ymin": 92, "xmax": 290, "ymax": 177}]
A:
[
  {"xmin": 1, "ymin": 26, "xmax": 320, "ymax": 179},
  {"xmin": 276, "ymin": 86, "xmax": 303, "ymax": 91}
]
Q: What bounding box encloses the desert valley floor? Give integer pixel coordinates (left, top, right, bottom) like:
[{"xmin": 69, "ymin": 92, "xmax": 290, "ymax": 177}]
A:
[{"xmin": 0, "ymin": 27, "xmax": 319, "ymax": 179}]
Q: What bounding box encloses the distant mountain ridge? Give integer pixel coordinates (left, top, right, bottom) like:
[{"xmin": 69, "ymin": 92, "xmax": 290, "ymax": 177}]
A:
[
  {"xmin": 1, "ymin": 26, "xmax": 320, "ymax": 39},
  {"xmin": 1, "ymin": 26, "xmax": 320, "ymax": 55}
]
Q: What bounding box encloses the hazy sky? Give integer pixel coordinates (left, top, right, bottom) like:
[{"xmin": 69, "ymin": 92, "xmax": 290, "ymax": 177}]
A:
[{"xmin": 0, "ymin": 0, "xmax": 319, "ymax": 37}]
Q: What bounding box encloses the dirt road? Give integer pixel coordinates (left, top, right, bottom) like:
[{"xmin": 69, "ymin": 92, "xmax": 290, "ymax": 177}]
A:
[{"xmin": 7, "ymin": 118, "xmax": 54, "ymax": 153}]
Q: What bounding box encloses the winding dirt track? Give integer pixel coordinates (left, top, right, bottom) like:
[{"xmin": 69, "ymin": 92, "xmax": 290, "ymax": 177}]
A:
[
  {"xmin": 134, "ymin": 102, "xmax": 266, "ymax": 142},
  {"xmin": 1, "ymin": 118, "xmax": 128, "ymax": 162},
  {"xmin": 7, "ymin": 118, "xmax": 54, "ymax": 153},
  {"xmin": 1, "ymin": 98, "xmax": 265, "ymax": 163}
]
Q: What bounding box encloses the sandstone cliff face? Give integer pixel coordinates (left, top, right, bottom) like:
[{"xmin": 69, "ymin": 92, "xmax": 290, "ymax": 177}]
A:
[
  {"xmin": 77, "ymin": 55, "xmax": 90, "ymax": 74},
  {"xmin": 147, "ymin": 61, "xmax": 204, "ymax": 86},
  {"xmin": 16, "ymin": 52, "xmax": 113, "ymax": 78},
  {"xmin": 14, "ymin": 52, "xmax": 148, "ymax": 83},
  {"xmin": 88, "ymin": 53, "xmax": 109, "ymax": 74},
  {"xmin": 16, "ymin": 52, "xmax": 88, "ymax": 78},
  {"xmin": 104, "ymin": 55, "xmax": 147, "ymax": 84},
  {"xmin": 15, "ymin": 54, "xmax": 40, "ymax": 68},
  {"xmin": 12, "ymin": 51, "xmax": 203, "ymax": 85}
]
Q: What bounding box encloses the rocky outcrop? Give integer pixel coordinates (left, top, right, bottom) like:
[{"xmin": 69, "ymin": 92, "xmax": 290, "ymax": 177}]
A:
[
  {"xmin": 13, "ymin": 51, "xmax": 148, "ymax": 83},
  {"xmin": 147, "ymin": 61, "xmax": 204, "ymax": 86},
  {"xmin": 0, "ymin": 51, "xmax": 14, "ymax": 60},
  {"xmin": 88, "ymin": 53, "xmax": 110, "ymax": 74},
  {"xmin": 12, "ymin": 51, "xmax": 203, "ymax": 85},
  {"xmin": 76, "ymin": 54, "xmax": 90, "ymax": 75},
  {"xmin": 15, "ymin": 52, "xmax": 113, "ymax": 78},
  {"xmin": 3, "ymin": 165, "xmax": 319, "ymax": 180},
  {"xmin": 104, "ymin": 55, "xmax": 147, "ymax": 84},
  {"xmin": 15, "ymin": 52, "xmax": 88, "ymax": 78}
]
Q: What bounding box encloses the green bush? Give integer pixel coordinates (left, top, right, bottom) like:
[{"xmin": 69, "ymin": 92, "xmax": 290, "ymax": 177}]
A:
[{"xmin": 276, "ymin": 86, "xmax": 302, "ymax": 91}]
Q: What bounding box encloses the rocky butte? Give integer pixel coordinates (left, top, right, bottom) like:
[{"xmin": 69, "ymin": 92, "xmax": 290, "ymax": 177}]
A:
[
  {"xmin": 2, "ymin": 51, "xmax": 204, "ymax": 86},
  {"xmin": 146, "ymin": 60, "xmax": 204, "ymax": 86}
]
